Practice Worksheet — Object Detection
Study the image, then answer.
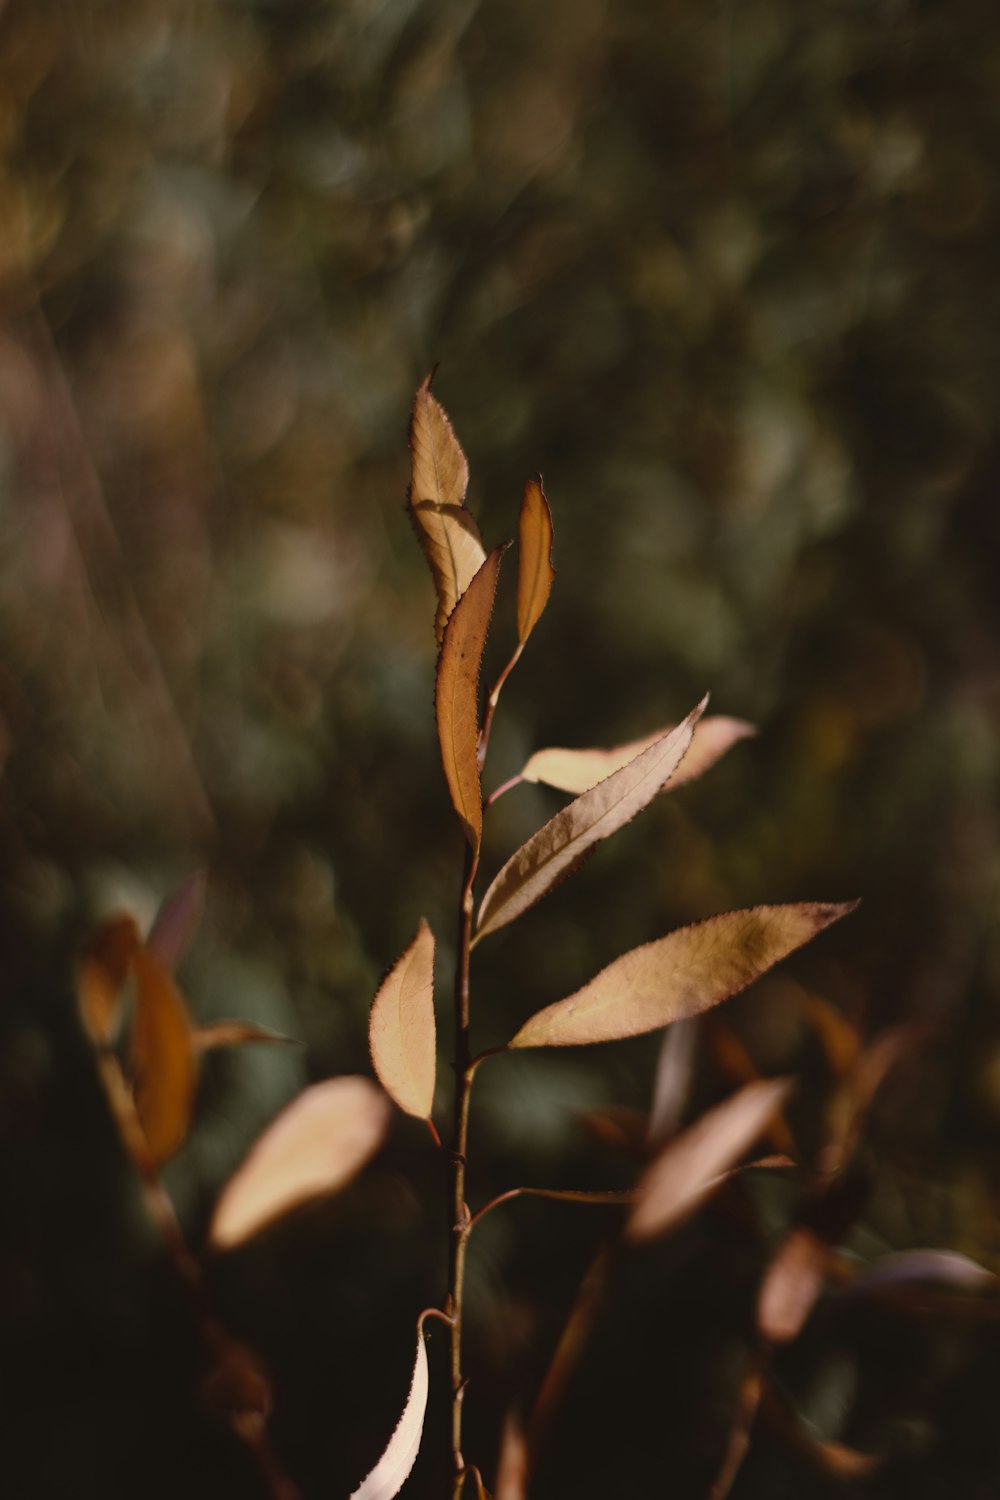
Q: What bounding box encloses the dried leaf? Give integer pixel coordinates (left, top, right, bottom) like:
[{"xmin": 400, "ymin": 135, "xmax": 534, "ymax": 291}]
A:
[
  {"xmin": 369, "ymin": 920, "xmax": 437, "ymax": 1119},
  {"xmin": 350, "ymin": 1327, "xmax": 429, "ymax": 1500},
  {"xmin": 193, "ymin": 1021, "xmax": 297, "ymax": 1052},
  {"xmin": 510, "ymin": 902, "xmax": 858, "ymax": 1049},
  {"xmin": 408, "ymin": 375, "xmax": 486, "ymax": 643},
  {"xmin": 478, "ymin": 699, "xmax": 707, "ymax": 942},
  {"xmin": 648, "ymin": 1017, "xmax": 698, "ymax": 1147},
  {"xmin": 707, "ymin": 1019, "xmax": 796, "ymax": 1156},
  {"xmin": 129, "ymin": 945, "xmax": 197, "ymax": 1163},
  {"xmin": 77, "ymin": 913, "xmax": 141, "ymax": 1044},
  {"xmin": 210, "ymin": 1076, "xmax": 391, "ymax": 1249},
  {"xmin": 627, "ymin": 1078, "xmax": 791, "ymax": 1241},
  {"xmin": 435, "ymin": 547, "xmax": 505, "ymax": 850},
  {"xmin": 757, "ymin": 1226, "xmax": 830, "ymax": 1344},
  {"xmin": 147, "ymin": 870, "xmax": 206, "ymax": 973},
  {"xmin": 520, "ymin": 714, "xmax": 754, "ymax": 797},
  {"xmin": 516, "ymin": 477, "xmax": 554, "ymax": 643},
  {"xmin": 800, "ymin": 990, "xmax": 861, "ymax": 1077}
]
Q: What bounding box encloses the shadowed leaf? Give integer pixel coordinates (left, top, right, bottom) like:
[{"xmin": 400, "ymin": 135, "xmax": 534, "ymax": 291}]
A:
[
  {"xmin": 77, "ymin": 912, "xmax": 141, "ymax": 1044},
  {"xmin": 520, "ymin": 714, "xmax": 754, "ymax": 797},
  {"xmin": 648, "ymin": 1017, "xmax": 698, "ymax": 1147},
  {"xmin": 147, "ymin": 870, "xmax": 206, "ymax": 974},
  {"xmin": 193, "ymin": 1021, "xmax": 297, "ymax": 1052},
  {"xmin": 349, "ymin": 1326, "xmax": 430, "ymax": 1500},
  {"xmin": 369, "ymin": 920, "xmax": 437, "ymax": 1119},
  {"xmin": 846, "ymin": 1249, "xmax": 997, "ymax": 1296},
  {"xmin": 516, "ymin": 477, "xmax": 554, "ymax": 643},
  {"xmin": 408, "ymin": 375, "xmax": 486, "ymax": 643},
  {"xmin": 477, "ymin": 699, "xmax": 706, "ymax": 942},
  {"xmin": 130, "ymin": 945, "xmax": 197, "ymax": 1163},
  {"xmin": 761, "ymin": 1383, "xmax": 882, "ymax": 1478},
  {"xmin": 627, "ymin": 1079, "xmax": 791, "ymax": 1241},
  {"xmin": 757, "ymin": 1226, "xmax": 830, "ymax": 1344},
  {"xmin": 510, "ymin": 902, "xmax": 858, "ymax": 1049},
  {"xmin": 436, "ymin": 547, "xmax": 505, "ymax": 850},
  {"xmin": 495, "ymin": 1416, "xmax": 529, "ymax": 1500},
  {"xmin": 801, "ymin": 990, "xmax": 861, "ymax": 1077},
  {"xmin": 707, "ymin": 1019, "xmax": 796, "ymax": 1156},
  {"xmin": 210, "ymin": 1076, "xmax": 391, "ymax": 1248}
]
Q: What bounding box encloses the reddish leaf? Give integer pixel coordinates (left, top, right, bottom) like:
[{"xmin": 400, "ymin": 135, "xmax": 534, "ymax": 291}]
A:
[
  {"xmin": 369, "ymin": 920, "xmax": 437, "ymax": 1119},
  {"xmin": 495, "ymin": 1416, "xmax": 529, "ymax": 1500},
  {"xmin": 757, "ymin": 1226, "xmax": 830, "ymax": 1344},
  {"xmin": 129, "ymin": 945, "xmax": 197, "ymax": 1163},
  {"xmin": 519, "ymin": 714, "xmax": 754, "ymax": 797},
  {"xmin": 349, "ymin": 1326, "xmax": 430, "ymax": 1500},
  {"xmin": 516, "ymin": 477, "xmax": 554, "ymax": 644}
]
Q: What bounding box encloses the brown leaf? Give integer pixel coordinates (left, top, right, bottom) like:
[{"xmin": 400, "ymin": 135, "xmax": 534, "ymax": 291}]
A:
[
  {"xmin": 192, "ymin": 1021, "xmax": 297, "ymax": 1052},
  {"xmin": 477, "ymin": 699, "xmax": 706, "ymax": 942},
  {"xmin": 800, "ymin": 990, "xmax": 861, "ymax": 1077},
  {"xmin": 520, "ymin": 714, "xmax": 755, "ymax": 797},
  {"xmin": 510, "ymin": 902, "xmax": 858, "ymax": 1049},
  {"xmin": 707, "ymin": 1019, "xmax": 796, "ymax": 1156},
  {"xmin": 147, "ymin": 870, "xmax": 206, "ymax": 973},
  {"xmin": 495, "ymin": 1416, "xmax": 529, "ymax": 1500},
  {"xmin": 129, "ymin": 945, "xmax": 197, "ymax": 1163},
  {"xmin": 757, "ymin": 1226, "xmax": 830, "ymax": 1344},
  {"xmin": 408, "ymin": 375, "xmax": 486, "ymax": 643},
  {"xmin": 647, "ymin": 1017, "xmax": 697, "ymax": 1147},
  {"xmin": 210, "ymin": 1076, "xmax": 391, "ymax": 1249},
  {"xmin": 369, "ymin": 920, "xmax": 436, "ymax": 1119},
  {"xmin": 77, "ymin": 913, "xmax": 141, "ymax": 1044},
  {"xmin": 349, "ymin": 1325, "xmax": 430, "ymax": 1500},
  {"xmin": 435, "ymin": 547, "xmax": 505, "ymax": 850},
  {"xmin": 627, "ymin": 1078, "xmax": 791, "ymax": 1241},
  {"xmin": 516, "ymin": 477, "xmax": 554, "ymax": 644}
]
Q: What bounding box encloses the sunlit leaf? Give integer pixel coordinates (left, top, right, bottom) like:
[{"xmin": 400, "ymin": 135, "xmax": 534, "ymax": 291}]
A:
[
  {"xmin": 510, "ymin": 902, "xmax": 858, "ymax": 1049},
  {"xmin": 349, "ymin": 1326, "xmax": 429, "ymax": 1500},
  {"xmin": 516, "ymin": 477, "xmax": 554, "ymax": 644},
  {"xmin": 192, "ymin": 1021, "xmax": 297, "ymax": 1052},
  {"xmin": 627, "ymin": 1078, "xmax": 791, "ymax": 1241},
  {"xmin": 77, "ymin": 913, "xmax": 141, "ymax": 1044},
  {"xmin": 129, "ymin": 945, "xmax": 197, "ymax": 1163},
  {"xmin": 757, "ymin": 1226, "xmax": 830, "ymax": 1344},
  {"xmin": 477, "ymin": 699, "xmax": 706, "ymax": 942},
  {"xmin": 408, "ymin": 375, "xmax": 487, "ymax": 643},
  {"xmin": 147, "ymin": 870, "xmax": 206, "ymax": 973},
  {"xmin": 369, "ymin": 920, "xmax": 436, "ymax": 1119},
  {"xmin": 210, "ymin": 1076, "xmax": 391, "ymax": 1249},
  {"xmin": 435, "ymin": 547, "xmax": 505, "ymax": 850},
  {"xmin": 520, "ymin": 714, "xmax": 754, "ymax": 797}
]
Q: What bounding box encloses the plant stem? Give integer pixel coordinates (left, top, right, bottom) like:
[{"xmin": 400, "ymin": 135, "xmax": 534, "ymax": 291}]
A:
[{"xmin": 447, "ymin": 841, "xmax": 478, "ymax": 1496}]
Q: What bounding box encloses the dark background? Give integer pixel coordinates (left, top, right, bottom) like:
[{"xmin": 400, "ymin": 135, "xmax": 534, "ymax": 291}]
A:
[{"xmin": 1, "ymin": 1, "xmax": 999, "ymax": 1496}]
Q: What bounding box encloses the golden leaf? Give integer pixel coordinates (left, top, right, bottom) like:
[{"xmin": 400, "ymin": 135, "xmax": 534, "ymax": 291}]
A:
[
  {"xmin": 515, "ymin": 477, "xmax": 554, "ymax": 644},
  {"xmin": 129, "ymin": 945, "xmax": 197, "ymax": 1164}
]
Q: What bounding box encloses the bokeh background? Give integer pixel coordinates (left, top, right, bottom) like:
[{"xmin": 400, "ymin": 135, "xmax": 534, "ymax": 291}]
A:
[{"xmin": 2, "ymin": 1, "xmax": 999, "ymax": 1496}]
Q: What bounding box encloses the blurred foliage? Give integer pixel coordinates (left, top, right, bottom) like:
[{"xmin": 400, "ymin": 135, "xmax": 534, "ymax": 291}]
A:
[{"xmin": 1, "ymin": 0, "xmax": 999, "ymax": 1495}]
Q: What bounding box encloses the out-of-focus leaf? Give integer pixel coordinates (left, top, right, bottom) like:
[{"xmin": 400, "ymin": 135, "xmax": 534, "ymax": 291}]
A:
[
  {"xmin": 510, "ymin": 902, "xmax": 857, "ymax": 1049},
  {"xmin": 495, "ymin": 1415, "xmax": 529, "ymax": 1500},
  {"xmin": 579, "ymin": 1105, "xmax": 650, "ymax": 1157},
  {"xmin": 210, "ymin": 1076, "xmax": 391, "ymax": 1249},
  {"xmin": 846, "ymin": 1249, "xmax": 997, "ymax": 1296},
  {"xmin": 369, "ymin": 920, "xmax": 436, "ymax": 1120},
  {"xmin": 801, "ymin": 990, "xmax": 861, "ymax": 1077},
  {"xmin": 408, "ymin": 375, "xmax": 486, "ymax": 643},
  {"xmin": 477, "ymin": 700, "xmax": 706, "ymax": 942},
  {"xmin": 626, "ymin": 1079, "xmax": 791, "ymax": 1241},
  {"xmin": 648, "ymin": 1018, "xmax": 698, "ymax": 1147},
  {"xmin": 822, "ymin": 1022, "xmax": 927, "ymax": 1174},
  {"xmin": 519, "ymin": 714, "xmax": 754, "ymax": 797},
  {"xmin": 349, "ymin": 1326, "xmax": 429, "ymax": 1500},
  {"xmin": 435, "ymin": 547, "xmax": 505, "ymax": 850},
  {"xmin": 77, "ymin": 913, "xmax": 141, "ymax": 1044},
  {"xmin": 129, "ymin": 945, "xmax": 197, "ymax": 1164},
  {"xmin": 192, "ymin": 1021, "xmax": 297, "ymax": 1052},
  {"xmin": 146, "ymin": 870, "xmax": 206, "ymax": 974},
  {"xmin": 757, "ymin": 1226, "xmax": 830, "ymax": 1344},
  {"xmin": 516, "ymin": 477, "xmax": 554, "ymax": 644},
  {"xmin": 707, "ymin": 1019, "xmax": 796, "ymax": 1156},
  {"xmin": 761, "ymin": 1383, "xmax": 882, "ymax": 1478}
]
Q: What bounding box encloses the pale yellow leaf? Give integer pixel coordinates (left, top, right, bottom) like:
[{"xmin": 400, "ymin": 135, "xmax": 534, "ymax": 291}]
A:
[
  {"xmin": 369, "ymin": 920, "xmax": 436, "ymax": 1119},
  {"xmin": 476, "ymin": 699, "xmax": 707, "ymax": 941},
  {"xmin": 130, "ymin": 945, "xmax": 197, "ymax": 1163},
  {"xmin": 756, "ymin": 1226, "xmax": 829, "ymax": 1343},
  {"xmin": 210, "ymin": 1076, "xmax": 391, "ymax": 1249},
  {"xmin": 516, "ymin": 477, "xmax": 554, "ymax": 643},
  {"xmin": 627, "ymin": 1078, "xmax": 791, "ymax": 1241},
  {"xmin": 350, "ymin": 1328, "xmax": 429, "ymax": 1500},
  {"xmin": 435, "ymin": 547, "xmax": 505, "ymax": 850},
  {"xmin": 510, "ymin": 901, "xmax": 857, "ymax": 1049},
  {"xmin": 520, "ymin": 714, "xmax": 755, "ymax": 797},
  {"xmin": 408, "ymin": 375, "xmax": 486, "ymax": 643}
]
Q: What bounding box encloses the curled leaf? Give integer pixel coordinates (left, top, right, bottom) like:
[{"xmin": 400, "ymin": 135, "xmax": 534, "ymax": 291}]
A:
[
  {"xmin": 77, "ymin": 913, "xmax": 141, "ymax": 1044},
  {"xmin": 435, "ymin": 547, "xmax": 505, "ymax": 850},
  {"xmin": 477, "ymin": 699, "xmax": 706, "ymax": 942},
  {"xmin": 210, "ymin": 1076, "xmax": 391, "ymax": 1249},
  {"xmin": 350, "ymin": 1326, "xmax": 429, "ymax": 1500},
  {"xmin": 369, "ymin": 920, "xmax": 437, "ymax": 1119},
  {"xmin": 520, "ymin": 714, "xmax": 755, "ymax": 797},
  {"xmin": 130, "ymin": 945, "xmax": 197, "ymax": 1163},
  {"xmin": 627, "ymin": 1078, "xmax": 791, "ymax": 1241},
  {"xmin": 408, "ymin": 375, "xmax": 486, "ymax": 642},
  {"xmin": 510, "ymin": 901, "xmax": 858, "ymax": 1049},
  {"xmin": 757, "ymin": 1226, "xmax": 830, "ymax": 1344},
  {"xmin": 516, "ymin": 477, "xmax": 554, "ymax": 644}
]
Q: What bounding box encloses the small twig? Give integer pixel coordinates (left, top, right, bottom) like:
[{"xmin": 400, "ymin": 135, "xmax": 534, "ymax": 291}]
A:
[
  {"xmin": 484, "ymin": 772, "xmax": 524, "ymax": 808},
  {"xmin": 478, "ymin": 645, "xmax": 523, "ymax": 770},
  {"xmin": 707, "ymin": 1347, "xmax": 768, "ymax": 1500},
  {"xmin": 468, "ymin": 1186, "xmax": 633, "ymax": 1235}
]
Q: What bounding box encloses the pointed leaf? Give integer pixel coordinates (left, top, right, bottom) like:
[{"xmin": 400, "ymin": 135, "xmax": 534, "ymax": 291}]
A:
[
  {"xmin": 350, "ymin": 1327, "xmax": 429, "ymax": 1500},
  {"xmin": 757, "ymin": 1226, "xmax": 830, "ymax": 1344},
  {"xmin": 369, "ymin": 920, "xmax": 437, "ymax": 1119},
  {"xmin": 627, "ymin": 1078, "xmax": 791, "ymax": 1241},
  {"xmin": 147, "ymin": 870, "xmax": 206, "ymax": 973},
  {"xmin": 435, "ymin": 547, "xmax": 505, "ymax": 850},
  {"xmin": 477, "ymin": 699, "xmax": 707, "ymax": 941},
  {"xmin": 846, "ymin": 1249, "xmax": 997, "ymax": 1296},
  {"xmin": 77, "ymin": 913, "xmax": 141, "ymax": 1044},
  {"xmin": 210, "ymin": 1076, "xmax": 391, "ymax": 1248},
  {"xmin": 648, "ymin": 1017, "xmax": 697, "ymax": 1146},
  {"xmin": 408, "ymin": 375, "xmax": 486, "ymax": 642},
  {"xmin": 510, "ymin": 901, "xmax": 858, "ymax": 1049},
  {"xmin": 520, "ymin": 714, "xmax": 755, "ymax": 797},
  {"xmin": 130, "ymin": 945, "xmax": 197, "ymax": 1163},
  {"xmin": 516, "ymin": 477, "xmax": 554, "ymax": 643},
  {"xmin": 193, "ymin": 1021, "xmax": 297, "ymax": 1052}
]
